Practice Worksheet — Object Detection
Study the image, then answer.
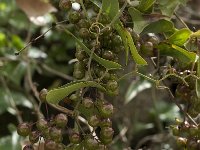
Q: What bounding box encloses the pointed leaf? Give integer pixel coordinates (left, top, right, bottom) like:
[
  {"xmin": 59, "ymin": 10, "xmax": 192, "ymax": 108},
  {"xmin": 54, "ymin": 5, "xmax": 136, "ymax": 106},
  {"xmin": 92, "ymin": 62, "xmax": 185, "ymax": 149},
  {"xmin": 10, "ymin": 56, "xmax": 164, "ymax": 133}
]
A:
[
  {"xmin": 128, "ymin": 7, "xmax": 148, "ymax": 34},
  {"xmin": 168, "ymin": 28, "xmax": 192, "ymax": 46},
  {"xmin": 102, "ymin": 0, "xmax": 119, "ymax": 20},
  {"xmin": 115, "ymin": 23, "xmax": 147, "ymax": 65},
  {"xmin": 141, "ymin": 19, "xmax": 174, "ymax": 35},
  {"xmin": 46, "ymin": 81, "xmax": 106, "ymax": 104}
]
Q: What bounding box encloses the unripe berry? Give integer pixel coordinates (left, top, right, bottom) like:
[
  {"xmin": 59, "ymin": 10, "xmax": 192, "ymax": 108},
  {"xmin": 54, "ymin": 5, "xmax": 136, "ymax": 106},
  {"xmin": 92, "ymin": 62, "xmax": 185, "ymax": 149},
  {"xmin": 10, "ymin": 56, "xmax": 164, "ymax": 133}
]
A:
[
  {"xmin": 100, "ymin": 127, "xmax": 114, "ymax": 139},
  {"xmin": 85, "ymin": 137, "xmax": 99, "ymax": 150},
  {"xmin": 55, "ymin": 113, "xmax": 68, "ymax": 128},
  {"xmin": 17, "ymin": 123, "xmax": 30, "ymax": 137},
  {"xmin": 45, "ymin": 140, "xmax": 58, "ymax": 150},
  {"xmin": 88, "ymin": 115, "xmax": 100, "ymax": 127},
  {"xmin": 36, "ymin": 118, "xmax": 48, "ymax": 131},
  {"xmin": 39, "ymin": 88, "xmax": 48, "ymax": 102},
  {"xmin": 102, "ymin": 50, "xmax": 114, "ymax": 60},
  {"xmin": 49, "ymin": 127, "xmax": 62, "ymax": 141},
  {"xmin": 82, "ymin": 97, "xmax": 93, "ymax": 109},
  {"xmin": 106, "ymin": 80, "xmax": 118, "ymax": 91},
  {"xmin": 23, "ymin": 145, "xmax": 34, "ymax": 150},
  {"xmin": 29, "ymin": 131, "xmax": 39, "ymax": 143},
  {"xmin": 68, "ymin": 11, "xmax": 81, "ymax": 24},
  {"xmin": 99, "ymin": 103, "xmax": 114, "ymax": 118},
  {"xmin": 69, "ymin": 132, "xmax": 81, "ymax": 144}
]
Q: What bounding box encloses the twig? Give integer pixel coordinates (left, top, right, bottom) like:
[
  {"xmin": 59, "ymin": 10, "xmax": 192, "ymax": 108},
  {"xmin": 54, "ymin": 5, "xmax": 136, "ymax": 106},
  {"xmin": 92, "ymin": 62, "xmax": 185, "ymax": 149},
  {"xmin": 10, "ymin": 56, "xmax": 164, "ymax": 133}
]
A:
[{"xmin": 174, "ymin": 12, "xmax": 189, "ymax": 29}]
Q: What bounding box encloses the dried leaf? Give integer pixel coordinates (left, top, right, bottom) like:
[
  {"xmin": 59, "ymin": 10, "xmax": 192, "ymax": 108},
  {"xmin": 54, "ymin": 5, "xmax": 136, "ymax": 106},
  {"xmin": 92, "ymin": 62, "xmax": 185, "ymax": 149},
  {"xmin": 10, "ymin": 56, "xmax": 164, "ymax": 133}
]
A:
[{"xmin": 16, "ymin": 0, "xmax": 57, "ymax": 25}]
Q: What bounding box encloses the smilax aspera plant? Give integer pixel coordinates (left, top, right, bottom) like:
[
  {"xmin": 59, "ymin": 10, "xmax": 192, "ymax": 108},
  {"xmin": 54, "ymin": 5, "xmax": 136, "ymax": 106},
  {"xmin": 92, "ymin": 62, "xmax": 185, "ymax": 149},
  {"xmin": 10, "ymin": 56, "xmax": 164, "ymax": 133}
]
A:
[{"xmin": 15, "ymin": 0, "xmax": 200, "ymax": 149}]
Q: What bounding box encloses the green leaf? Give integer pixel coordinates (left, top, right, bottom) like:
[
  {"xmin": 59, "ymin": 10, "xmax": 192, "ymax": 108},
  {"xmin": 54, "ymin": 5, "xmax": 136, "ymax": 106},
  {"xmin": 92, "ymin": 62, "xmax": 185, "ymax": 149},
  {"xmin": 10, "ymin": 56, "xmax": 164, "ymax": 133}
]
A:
[
  {"xmin": 157, "ymin": 43, "xmax": 197, "ymax": 64},
  {"xmin": 0, "ymin": 132, "xmax": 21, "ymax": 150},
  {"xmin": 46, "ymin": 81, "xmax": 106, "ymax": 104},
  {"xmin": 102, "ymin": 0, "xmax": 119, "ymax": 20},
  {"xmin": 0, "ymin": 87, "xmax": 32, "ymax": 114},
  {"xmin": 125, "ymin": 80, "xmax": 152, "ymax": 104},
  {"xmin": 168, "ymin": 28, "xmax": 192, "ymax": 46},
  {"xmin": 157, "ymin": 0, "xmax": 187, "ymax": 17},
  {"xmin": 128, "ymin": 7, "xmax": 148, "ymax": 34},
  {"xmin": 115, "ymin": 23, "xmax": 147, "ymax": 65},
  {"xmin": 137, "ymin": 0, "xmax": 156, "ymax": 12},
  {"xmin": 62, "ymin": 28, "xmax": 122, "ymax": 70},
  {"xmin": 141, "ymin": 19, "xmax": 174, "ymax": 35},
  {"xmin": 196, "ymin": 55, "xmax": 200, "ymax": 98}
]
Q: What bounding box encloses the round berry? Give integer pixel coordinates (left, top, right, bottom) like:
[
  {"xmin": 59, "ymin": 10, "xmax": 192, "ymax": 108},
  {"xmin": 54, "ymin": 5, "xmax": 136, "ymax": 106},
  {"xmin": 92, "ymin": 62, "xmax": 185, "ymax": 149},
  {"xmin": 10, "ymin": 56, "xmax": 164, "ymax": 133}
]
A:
[
  {"xmin": 59, "ymin": 0, "xmax": 72, "ymax": 10},
  {"xmin": 85, "ymin": 137, "xmax": 99, "ymax": 150},
  {"xmin": 23, "ymin": 145, "xmax": 34, "ymax": 150},
  {"xmin": 100, "ymin": 127, "xmax": 114, "ymax": 139},
  {"xmin": 49, "ymin": 127, "xmax": 62, "ymax": 141},
  {"xmin": 88, "ymin": 115, "xmax": 100, "ymax": 127},
  {"xmin": 79, "ymin": 28, "xmax": 90, "ymax": 39},
  {"xmin": 55, "ymin": 113, "xmax": 68, "ymax": 128},
  {"xmin": 100, "ymin": 103, "xmax": 114, "ymax": 118},
  {"xmin": 102, "ymin": 50, "xmax": 114, "ymax": 60},
  {"xmin": 112, "ymin": 35, "xmax": 122, "ymax": 46},
  {"xmin": 69, "ymin": 132, "xmax": 81, "ymax": 144},
  {"xmin": 39, "ymin": 88, "xmax": 48, "ymax": 102},
  {"xmin": 36, "ymin": 118, "xmax": 48, "ymax": 131},
  {"xmin": 73, "ymin": 70, "xmax": 85, "ymax": 79},
  {"xmin": 78, "ymin": 19, "xmax": 90, "ymax": 29},
  {"xmin": 82, "ymin": 97, "xmax": 93, "ymax": 109},
  {"xmin": 17, "ymin": 123, "xmax": 30, "ymax": 137},
  {"xmin": 100, "ymin": 118, "xmax": 112, "ymax": 127},
  {"xmin": 29, "ymin": 131, "xmax": 39, "ymax": 143},
  {"xmin": 75, "ymin": 50, "xmax": 86, "ymax": 61},
  {"xmin": 68, "ymin": 11, "xmax": 81, "ymax": 24},
  {"xmin": 106, "ymin": 80, "xmax": 118, "ymax": 91},
  {"xmin": 45, "ymin": 140, "xmax": 58, "ymax": 150}
]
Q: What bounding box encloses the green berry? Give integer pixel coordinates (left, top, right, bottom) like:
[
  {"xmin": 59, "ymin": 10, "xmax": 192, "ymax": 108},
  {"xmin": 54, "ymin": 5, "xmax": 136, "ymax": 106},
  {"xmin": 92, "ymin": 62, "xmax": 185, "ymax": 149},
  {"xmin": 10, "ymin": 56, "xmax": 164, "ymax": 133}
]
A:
[
  {"xmin": 59, "ymin": 0, "xmax": 72, "ymax": 10},
  {"xmin": 69, "ymin": 132, "xmax": 81, "ymax": 144},
  {"xmin": 88, "ymin": 115, "xmax": 100, "ymax": 127},
  {"xmin": 68, "ymin": 11, "xmax": 81, "ymax": 24},
  {"xmin": 23, "ymin": 145, "xmax": 34, "ymax": 150},
  {"xmin": 85, "ymin": 137, "xmax": 99, "ymax": 150},
  {"xmin": 82, "ymin": 97, "xmax": 93, "ymax": 109},
  {"xmin": 29, "ymin": 131, "xmax": 39, "ymax": 143},
  {"xmin": 55, "ymin": 113, "xmax": 68, "ymax": 128},
  {"xmin": 49, "ymin": 127, "xmax": 62, "ymax": 141},
  {"xmin": 100, "ymin": 118, "xmax": 112, "ymax": 127},
  {"xmin": 36, "ymin": 118, "xmax": 48, "ymax": 131},
  {"xmin": 78, "ymin": 19, "xmax": 90, "ymax": 29},
  {"xmin": 102, "ymin": 50, "xmax": 114, "ymax": 60},
  {"xmin": 100, "ymin": 127, "xmax": 114, "ymax": 139},
  {"xmin": 106, "ymin": 80, "xmax": 118, "ymax": 91},
  {"xmin": 100, "ymin": 103, "xmax": 114, "ymax": 118},
  {"xmin": 45, "ymin": 140, "xmax": 58, "ymax": 150},
  {"xmin": 39, "ymin": 88, "xmax": 48, "ymax": 102},
  {"xmin": 17, "ymin": 123, "xmax": 30, "ymax": 137},
  {"xmin": 79, "ymin": 28, "xmax": 90, "ymax": 39}
]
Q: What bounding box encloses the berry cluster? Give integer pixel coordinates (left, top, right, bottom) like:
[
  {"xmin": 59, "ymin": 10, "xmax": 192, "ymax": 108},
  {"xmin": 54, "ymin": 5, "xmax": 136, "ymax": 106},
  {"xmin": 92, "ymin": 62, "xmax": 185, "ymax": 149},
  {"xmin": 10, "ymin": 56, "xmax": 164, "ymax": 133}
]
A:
[{"xmin": 171, "ymin": 119, "xmax": 200, "ymax": 150}]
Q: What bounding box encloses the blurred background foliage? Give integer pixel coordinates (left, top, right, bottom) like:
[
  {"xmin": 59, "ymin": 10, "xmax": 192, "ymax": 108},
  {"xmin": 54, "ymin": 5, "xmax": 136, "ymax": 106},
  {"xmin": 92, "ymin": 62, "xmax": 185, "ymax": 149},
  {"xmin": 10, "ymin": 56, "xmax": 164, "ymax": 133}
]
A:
[{"xmin": 0, "ymin": 0, "xmax": 199, "ymax": 149}]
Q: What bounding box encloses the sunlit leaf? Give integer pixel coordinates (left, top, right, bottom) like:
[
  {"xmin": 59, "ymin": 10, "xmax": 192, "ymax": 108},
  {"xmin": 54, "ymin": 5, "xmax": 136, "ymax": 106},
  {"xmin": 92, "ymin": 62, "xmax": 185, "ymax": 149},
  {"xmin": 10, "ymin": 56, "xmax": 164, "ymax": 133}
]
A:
[
  {"xmin": 141, "ymin": 19, "xmax": 174, "ymax": 35},
  {"xmin": 168, "ymin": 28, "xmax": 192, "ymax": 46},
  {"xmin": 0, "ymin": 132, "xmax": 21, "ymax": 150},
  {"xmin": 46, "ymin": 81, "xmax": 106, "ymax": 104},
  {"xmin": 157, "ymin": 43, "xmax": 196, "ymax": 64}
]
